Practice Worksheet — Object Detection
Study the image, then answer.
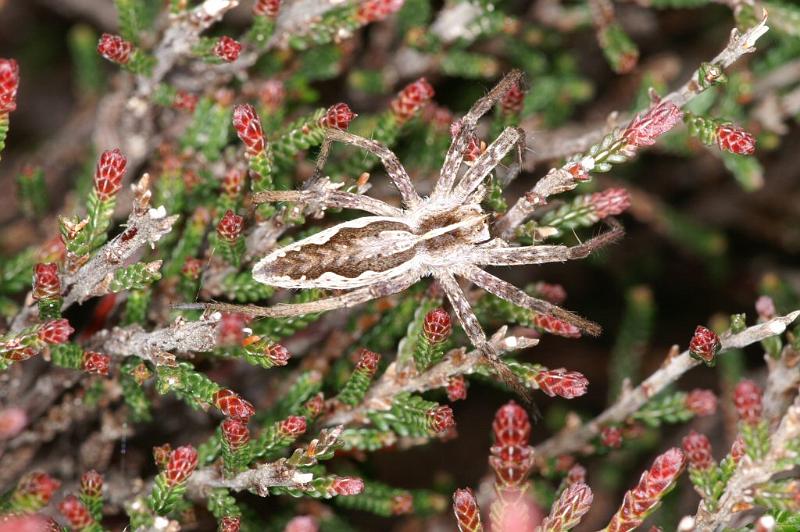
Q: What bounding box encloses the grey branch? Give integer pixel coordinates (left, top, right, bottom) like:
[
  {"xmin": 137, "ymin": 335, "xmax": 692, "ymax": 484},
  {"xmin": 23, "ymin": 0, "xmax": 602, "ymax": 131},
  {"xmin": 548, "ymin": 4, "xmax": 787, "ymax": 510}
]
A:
[
  {"xmin": 98, "ymin": 315, "xmax": 221, "ymax": 366},
  {"xmin": 534, "ymin": 311, "xmax": 800, "ymax": 460},
  {"xmin": 61, "ymin": 177, "xmax": 179, "ymax": 307},
  {"xmin": 500, "ymin": 15, "xmax": 770, "ymax": 237},
  {"xmin": 188, "ymin": 460, "xmax": 311, "ymax": 498}
]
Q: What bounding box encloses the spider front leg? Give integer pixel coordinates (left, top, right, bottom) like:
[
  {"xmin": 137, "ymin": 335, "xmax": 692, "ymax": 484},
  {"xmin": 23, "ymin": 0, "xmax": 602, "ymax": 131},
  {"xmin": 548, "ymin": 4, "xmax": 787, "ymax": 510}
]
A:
[
  {"xmin": 452, "ymin": 127, "xmax": 525, "ymax": 202},
  {"xmin": 252, "ymin": 187, "xmax": 403, "ymax": 217},
  {"xmin": 472, "ymin": 220, "xmax": 624, "ymax": 266},
  {"xmin": 433, "ymin": 69, "xmax": 524, "ymax": 199},
  {"xmin": 176, "ymin": 271, "xmax": 421, "ymax": 318},
  {"xmin": 317, "ymin": 128, "xmax": 421, "ymax": 208},
  {"xmin": 459, "ymin": 264, "xmax": 600, "ymax": 336},
  {"xmin": 435, "ymin": 271, "xmax": 534, "ymax": 405}
]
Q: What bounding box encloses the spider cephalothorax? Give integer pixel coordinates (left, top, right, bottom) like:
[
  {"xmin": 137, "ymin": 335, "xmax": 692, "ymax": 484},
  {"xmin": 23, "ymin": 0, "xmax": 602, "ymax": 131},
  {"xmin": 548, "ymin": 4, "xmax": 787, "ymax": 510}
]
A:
[{"xmin": 188, "ymin": 70, "xmax": 622, "ymax": 398}]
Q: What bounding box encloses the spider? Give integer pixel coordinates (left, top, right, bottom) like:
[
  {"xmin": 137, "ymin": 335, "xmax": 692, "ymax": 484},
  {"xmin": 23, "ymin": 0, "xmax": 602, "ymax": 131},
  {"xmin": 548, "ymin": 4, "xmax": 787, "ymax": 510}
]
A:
[{"xmin": 186, "ymin": 70, "xmax": 622, "ymax": 400}]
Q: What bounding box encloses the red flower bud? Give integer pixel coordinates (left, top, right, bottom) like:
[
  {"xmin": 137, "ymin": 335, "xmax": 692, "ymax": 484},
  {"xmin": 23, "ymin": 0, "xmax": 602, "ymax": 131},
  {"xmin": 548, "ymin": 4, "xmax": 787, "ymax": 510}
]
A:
[
  {"xmin": 501, "ymin": 83, "xmax": 525, "ymax": 115},
  {"xmin": 423, "ymin": 307, "xmax": 452, "ymax": 344},
  {"xmin": 181, "ymin": 258, "xmax": 203, "ymax": 280},
  {"xmin": 391, "ymin": 493, "xmax": 414, "ymax": 515},
  {"xmin": 93, "ymin": 149, "xmax": 127, "ymax": 200},
  {"xmin": 534, "ymin": 282, "xmax": 567, "ymax": 305},
  {"xmin": 446, "ymin": 375, "xmax": 468, "ymax": 402},
  {"xmin": 464, "ymin": 136, "xmax": 482, "ymax": 162},
  {"xmin": 490, "ymin": 403, "xmax": 535, "ymax": 487},
  {"xmin": 153, "ymin": 443, "xmax": 172, "ymax": 469},
  {"xmin": 173, "ymin": 90, "xmax": 199, "ymax": 113},
  {"xmin": 427, "ymin": 405, "xmax": 455, "ymax": 434},
  {"xmin": 165, "ymin": 445, "xmax": 198, "ymax": 486},
  {"xmin": 682, "ymin": 430, "xmax": 713, "ymax": 470},
  {"xmin": 221, "ymin": 418, "xmax": 250, "ymax": 450},
  {"xmin": 390, "ymin": 78, "xmax": 434, "ymax": 123},
  {"xmin": 33, "ymin": 263, "xmax": 61, "ymax": 301},
  {"xmin": 716, "ymin": 123, "xmax": 756, "ymax": 155},
  {"xmin": 331, "ymin": 476, "xmax": 364, "ymax": 496},
  {"xmin": 222, "ymin": 168, "xmax": 245, "ymax": 197},
  {"xmin": 533, "ymin": 314, "xmax": 581, "ymax": 338},
  {"xmin": 232, "ymin": 104, "xmax": 266, "ymax": 156},
  {"xmin": 355, "ymin": 348, "xmax": 380, "ymax": 376},
  {"xmin": 685, "ymin": 389, "xmax": 717, "ymax": 417},
  {"xmin": 278, "ymin": 415, "xmax": 307, "ymax": 438},
  {"xmin": 601, "ymin": 426, "xmax": 623, "ymax": 448},
  {"xmin": 266, "ymin": 343, "xmax": 291, "ymax": 366},
  {"xmin": 80, "ymin": 470, "xmax": 103, "ymax": 498},
  {"xmin": 734, "ymin": 379, "xmax": 762, "ymax": 425},
  {"xmin": 689, "ymin": 326, "xmax": 721, "ymax": 366},
  {"xmin": 213, "ymin": 36, "xmax": 242, "ymax": 63},
  {"xmin": 253, "ymin": 0, "xmax": 281, "ymax": 17},
  {"xmin": 213, "ymin": 389, "xmax": 255, "ymax": 420},
  {"xmin": 38, "ymin": 319, "xmax": 74, "ymax": 344},
  {"xmin": 97, "ymin": 34, "xmax": 132, "ymax": 65},
  {"xmin": 18, "ymin": 472, "xmax": 61, "ymax": 504},
  {"xmin": 535, "ymin": 368, "xmax": 589, "ymax": 399},
  {"xmin": 493, "ymin": 401, "xmax": 531, "ymax": 447},
  {"xmin": 258, "ymin": 79, "xmax": 285, "ymax": 109},
  {"xmin": 453, "ymin": 488, "xmax": 483, "ymax": 532},
  {"xmin": 320, "ymin": 103, "xmax": 357, "ymax": 130},
  {"xmin": 58, "ymin": 495, "xmax": 93, "ymax": 529},
  {"xmin": 82, "ymin": 351, "xmax": 110, "ymax": 376},
  {"xmin": 731, "ymin": 436, "xmax": 745, "ymax": 463},
  {"xmin": 219, "ymin": 516, "xmax": 241, "ymax": 532},
  {"xmin": 589, "ymin": 188, "xmax": 630, "ymax": 219},
  {"xmin": 0, "ymin": 58, "xmax": 20, "ymax": 113},
  {"xmin": 217, "ymin": 210, "xmax": 244, "ymax": 241}
]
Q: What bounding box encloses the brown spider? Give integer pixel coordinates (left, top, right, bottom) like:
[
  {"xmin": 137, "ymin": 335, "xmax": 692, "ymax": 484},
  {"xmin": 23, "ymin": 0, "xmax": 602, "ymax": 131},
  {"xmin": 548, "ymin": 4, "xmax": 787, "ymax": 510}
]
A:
[{"xmin": 185, "ymin": 70, "xmax": 622, "ymax": 399}]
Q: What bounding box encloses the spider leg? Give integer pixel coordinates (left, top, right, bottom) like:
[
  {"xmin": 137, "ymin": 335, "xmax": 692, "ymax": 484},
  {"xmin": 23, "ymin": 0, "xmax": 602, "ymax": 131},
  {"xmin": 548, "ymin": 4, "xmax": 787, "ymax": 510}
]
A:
[
  {"xmin": 175, "ymin": 271, "xmax": 421, "ymax": 318},
  {"xmin": 471, "ymin": 220, "xmax": 624, "ymax": 266},
  {"xmin": 452, "ymin": 127, "xmax": 525, "ymax": 201},
  {"xmin": 435, "ymin": 271, "xmax": 534, "ymax": 406},
  {"xmin": 459, "ymin": 264, "xmax": 600, "ymax": 336},
  {"xmin": 432, "ymin": 69, "xmax": 524, "ymax": 199},
  {"xmin": 252, "ymin": 189, "xmax": 403, "ymax": 217},
  {"xmin": 318, "ymin": 128, "xmax": 421, "ymax": 208}
]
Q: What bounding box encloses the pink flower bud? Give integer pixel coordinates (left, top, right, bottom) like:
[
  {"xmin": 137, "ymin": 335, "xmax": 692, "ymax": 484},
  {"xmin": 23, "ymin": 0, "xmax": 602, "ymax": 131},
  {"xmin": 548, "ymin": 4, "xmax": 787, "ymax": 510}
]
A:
[
  {"xmin": 356, "ymin": 0, "xmax": 404, "ymax": 24},
  {"xmin": 213, "ymin": 389, "xmax": 255, "ymax": 420},
  {"xmin": 58, "ymin": 495, "xmax": 93, "ymax": 529},
  {"xmin": 219, "ymin": 516, "xmax": 241, "ymax": 532},
  {"xmin": 589, "ymin": 188, "xmax": 630, "ymax": 219},
  {"xmin": 93, "ymin": 149, "xmax": 127, "ymax": 200},
  {"xmin": 253, "ymin": 0, "xmax": 281, "ymax": 17},
  {"xmin": 755, "ymin": 295, "xmax": 776, "ymax": 320},
  {"xmin": 689, "ymin": 326, "xmax": 721, "ymax": 365},
  {"xmin": 501, "ymin": 83, "xmax": 525, "ymax": 115},
  {"xmin": 533, "ymin": 314, "xmax": 581, "ymax": 338},
  {"xmin": 534, "ymin": 282, "xmax": 567, "ymax": 305},
  {"xmin": 716, "ymin": 123, "xmax": 756, "ymax": 155},
  {"xmin": 390, "ymin": 78, "xmax": 434, "ymax": 123},
  {"xmin": 173, "ymin": 90, "xmax": 198, "ymax": 112},
  {"xmin": 427, "ymin": 405, "xmax": 455, "ymax": 433},
  {"xmin": 682, "ymin": 430, "xmax": 713, "ymax": 470},
  {"xmin": 535, "ymin": 368, "xmax": 589, "ymax": 399},
  {"xmin": 0, "ymin": 407, "xmax": 27, "ymax": 440},
  {"xmin": 623, "ymin": 100, "xmax": 683, "ymax": 148},
  {"xmin": 232, "ymin": 104, "xmax": 266, "ymax": 156},
  {"xmin": 331, "ymin": 476, "xmax": 364, "ymax": 496},
  {"xmin": 38, "ymin": 319, "xmax": 74, "ymax": 344},
  {"xmin": 80, "ymin": 470, "xmax": 103, "ymax": 498},
  {"xmin": 165, "ymin": 445, "xmax": 198, "ymax": 486},
  {"xmin": 320, "ymin": 103, "xmax": 357, "ymax": 130},
  {"xmin": 18, "ymin": 472, "xmax": 61, "ymax": 504},
  {"xmin": 284, "ymin": 516, "xmax": 317, "ymax": 532},
  {"xmin": 82, "ymin": 351, "xmax": 110, "ymax": 376},
  {"xmin": 221, "ymin": 418, "xmax": 250, "ymax": 450},
  {"xmin": 453, "ymin": 488, "xmax": 482, "ymax": 532},
  {"xmin": 685, "ymin": 389, "xmax": 717, "ymax": 417},
  {"xmin": 0, "ymin": 58, "xmax": 20, "ymax": 113},
  {"xmin": 423, "ymin": 307, "xmax": 452, "ymax": 344},
  {"xmin": 734, "ymin": 380, "xmax": 762, "ymax": 425},
  {"xmin": 259, "ymin": 80, "xmax": 285, "ymax": 109},
  {"xmin": 97, "ymin": 34, "xmax": 132, "ymax": 65},
  {"xmin": 601, "ymin": 426, "xmax": 623, "ymax": 448},
  {"xmin": 447, "ymin": 375, "xmax": 468, "ymax": 402},
  {"xmin": 278, "ymin": 415, "xmax": 307, "ymax": 438},
  {"xmin": 32, "ymin": 263, "xmax": 60, "ymax": 301},
  {"xmin": 355, "ymin": 348, "xmax": 380, "ymax": 376},
  {"xmin": 213, "ymin": 36, "xmax": 242, "ymax": 63},
  {"xmin": 217, "ymin": 210, "xmax": 244, "ymax": 241}
]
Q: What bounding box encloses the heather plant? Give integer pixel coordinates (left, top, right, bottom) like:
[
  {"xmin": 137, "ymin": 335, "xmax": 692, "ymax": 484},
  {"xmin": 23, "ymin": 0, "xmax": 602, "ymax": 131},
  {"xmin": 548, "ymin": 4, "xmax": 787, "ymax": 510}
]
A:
[{"xmin": 0, "ymin": 1, "xmax": 799, "ymax": 531}]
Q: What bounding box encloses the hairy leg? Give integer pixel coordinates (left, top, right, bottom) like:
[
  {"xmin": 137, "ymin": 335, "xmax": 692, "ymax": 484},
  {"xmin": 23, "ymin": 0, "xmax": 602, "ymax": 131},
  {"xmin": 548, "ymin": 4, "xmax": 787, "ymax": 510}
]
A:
[
  {"xmin": 433, "ymin": 69, "xmax": 524, "ymax": 199},
  {"xmin": 252, "ymin": 188, "xmax": 403, "ymax": 217},
  {"xmin": 459, "ymin": 264, "xmax": 600, "ymax": 336},
  {"xmin": 453, "ymin": 126, "xmax": 525, "ymax": 201},
  {"xmin": 175, "ymin": 271, "xmax": 420, "ymax": 318},
  {"xmin": 317, "ymin": 128, "xmax": 421, "ymax": 208},
  {"xmin": 472, "ymin": 220, "xmax": 624, "ymax": 266},
  {"xmin": 435, "ymin": 271, "xmax": 534, "ymax": 406}
]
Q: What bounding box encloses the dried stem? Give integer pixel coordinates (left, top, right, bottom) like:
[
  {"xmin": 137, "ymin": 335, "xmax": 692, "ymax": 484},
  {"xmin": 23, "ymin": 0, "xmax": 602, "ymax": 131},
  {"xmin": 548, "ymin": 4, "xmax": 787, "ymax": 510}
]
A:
[{"xmin": 534, "ymin": 311, "xmax": 800, "ymax": 459}]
